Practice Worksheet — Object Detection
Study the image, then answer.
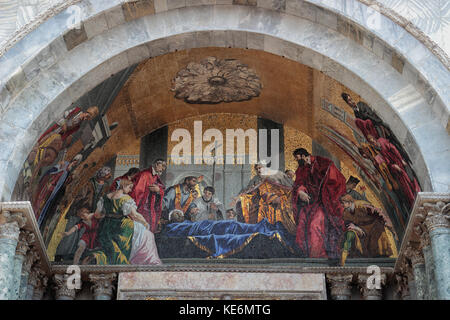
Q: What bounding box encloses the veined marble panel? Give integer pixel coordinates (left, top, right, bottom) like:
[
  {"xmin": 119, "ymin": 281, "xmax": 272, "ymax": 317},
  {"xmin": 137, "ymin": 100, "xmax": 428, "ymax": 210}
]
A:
[{"xmin": 117, "ymin": 271, "xmax": 327, "ymax": 299}]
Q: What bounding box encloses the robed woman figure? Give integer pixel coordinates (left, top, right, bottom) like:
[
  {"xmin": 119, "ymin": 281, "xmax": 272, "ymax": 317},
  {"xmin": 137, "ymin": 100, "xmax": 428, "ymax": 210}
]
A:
[{"xmin": 87, "ymin": 179, "xmax": 162, "ymax": 265}]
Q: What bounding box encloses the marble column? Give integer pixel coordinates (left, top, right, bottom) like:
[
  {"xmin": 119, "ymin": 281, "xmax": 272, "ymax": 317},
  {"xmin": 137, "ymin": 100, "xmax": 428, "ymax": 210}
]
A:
[
  {"xmin": 11, "ymin": 231, "xmax": 31, "ymax": 300},
  {"xmin": 405, "ymin": 245, "xmax": 426, "ymax": 299},
  {"xmin": 53, "ymin": 274, "xmax": 78, "ymax": 300},
  {"xmin": 19, "ymin": 245, "xmax": 38, "ymax": 300},
  {"xmin": 0, "ymin": 210, "xmax": 26, "ymax": 300},
  {"xmin": 89, "ymin": 273, "xmax": 117, "ymax": 300},
  {"xmin": 357, "ymin": 273, "xmax": 386, "ymax": 300},
  {"xmin": 420, "ymin": 231, "xmax": 438, "ymax": 300},
  {"xmin": 326, "ymin": 274, "xmax": 353, "ymax": 300},
  {"xmin": 423, "ymin": 202, "xmax": 450, "ymax": 300}
]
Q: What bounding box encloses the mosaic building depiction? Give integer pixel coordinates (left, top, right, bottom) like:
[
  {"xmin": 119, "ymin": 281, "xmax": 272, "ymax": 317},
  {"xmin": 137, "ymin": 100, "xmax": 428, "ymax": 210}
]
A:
[{"xmin": 0, "ymin": 0, "xmax": 449, "ymax": 301}]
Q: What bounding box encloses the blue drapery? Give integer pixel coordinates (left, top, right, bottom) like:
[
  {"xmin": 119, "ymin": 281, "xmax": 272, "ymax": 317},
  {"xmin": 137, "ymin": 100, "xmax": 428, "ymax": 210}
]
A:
[
  {"xmin": 161, "ymin": 218, "xmax": 296, "ymax": 258},
  {"xmin": 37, "ymin": 165, "xmax": 70, "ymax": 226}
]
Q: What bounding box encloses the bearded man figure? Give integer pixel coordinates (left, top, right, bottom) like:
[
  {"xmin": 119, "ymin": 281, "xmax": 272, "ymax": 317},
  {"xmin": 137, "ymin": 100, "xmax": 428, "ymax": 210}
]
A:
[
  {"xmin": 292, "ymin": 148, "xmax": 347, "ymax": 259},
  {"xmin": 129, "ymin": 159, "xmax": 166, "ymax": 233}
]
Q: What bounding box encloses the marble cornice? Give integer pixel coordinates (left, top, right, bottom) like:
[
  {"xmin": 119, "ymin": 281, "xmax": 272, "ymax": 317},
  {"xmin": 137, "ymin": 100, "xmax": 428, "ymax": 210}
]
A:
[{"xmin": 51, "ymin": 264, "xmax": 395, "ymax": 280}]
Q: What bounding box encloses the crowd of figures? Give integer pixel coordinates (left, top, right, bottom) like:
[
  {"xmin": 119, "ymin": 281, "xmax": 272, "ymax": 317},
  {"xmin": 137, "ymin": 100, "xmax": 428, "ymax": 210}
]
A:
[
  {"xmin": 12, "ymin": 92, "xmax": 418, "ymax": 266},
  {"xmin": 30, "ymin": 149, "xmax": 400, "ymax": 266},
  {"xmin": 341, "ymin": 93, "xmax": 421, "ymax": 227}
]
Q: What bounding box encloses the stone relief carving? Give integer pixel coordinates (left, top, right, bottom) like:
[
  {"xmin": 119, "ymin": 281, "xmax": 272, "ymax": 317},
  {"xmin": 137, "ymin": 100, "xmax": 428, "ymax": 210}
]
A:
[
  {"xmin": 171, "ymin": 57, "xmax": 262, "ymax": 104},
  {"xmin": 89, "ymin": 273, "xmax": 117, "ymax": 299},
  {"xmin": 52, "ymin": 273, "xmax": 78, "ymax": 300},
  {"xmin": 326, "ymin": 274, "xmax": 354, "ymax": 300}
]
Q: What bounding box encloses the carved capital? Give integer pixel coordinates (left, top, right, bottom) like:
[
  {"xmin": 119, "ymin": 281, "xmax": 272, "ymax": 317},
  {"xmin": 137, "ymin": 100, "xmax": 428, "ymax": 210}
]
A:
[
  {"xmin": 15, "ymin": 231, "xmax": 34, "ymax": 256},
  {"xmin": 423, "ymin": 201, "xmax": 450, "ymax": 232},
  {"xmin": 395, "ymin": 272, "xmax": 410, "ymax": 300},
  {"xmin": 357, "ymin": 273, "xmax": 386, "ymax": 300},
  {"xmin": 326, "ymin": 274, "xmax": 353, "ymax": 300},
  {"xmin": 1, "ymin": 210, "xmax": 27, "ymax": 227},
  {"xmin": 404, "ymin": 246, "xmax": 425, "ymax": 266},
  {"xmin": 23, "ymin": 247, "xmax": 40, "ymax": 274},
  {"xmin": 89, "ymin": 273, "xmax": 117, "ymax": 299},
  {"xmin": 29, "ymin": 265, "xmax": 48, "ymax": 300},
  {"xmin": 420, "ymin": 229, "xmax": 431, "ymax": 248},
  {"xmin": 53, "ymin": 274, "xmax": 78, "ymax": 300}
]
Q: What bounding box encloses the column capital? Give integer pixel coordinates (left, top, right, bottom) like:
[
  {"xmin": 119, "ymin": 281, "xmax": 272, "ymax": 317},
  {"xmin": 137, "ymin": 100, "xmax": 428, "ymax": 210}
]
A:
[
  {"xmin": 89, "ymin": 273, "xmax": 117, "ymax": 300},
  {"xmin": 52, "ymin": 274, "xmax": 78, "ymax": 300},
  {"xmin": 0, "ymin": 211, "xmax": 26, "ymax": 241},
  {"xmin": 423, "ymin": 201, "xmax": 450, "ymax": 232},
  {"xmin": 357, "ymin": 273, "xmax": 387, "ymax": 300},
  {"xmin": 15, "ymin": 231, "xmax": 34, "ymax": 257},
  {"xmin": 325, "ymin": 274, "xmax": 353, "ymax": 300}
]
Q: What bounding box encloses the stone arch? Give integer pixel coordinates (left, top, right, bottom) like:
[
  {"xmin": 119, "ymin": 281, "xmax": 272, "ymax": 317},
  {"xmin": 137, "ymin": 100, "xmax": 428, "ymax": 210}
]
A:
[{"xmin": 0, "ymin": 2, "xmax": 449, "ymax": 201}]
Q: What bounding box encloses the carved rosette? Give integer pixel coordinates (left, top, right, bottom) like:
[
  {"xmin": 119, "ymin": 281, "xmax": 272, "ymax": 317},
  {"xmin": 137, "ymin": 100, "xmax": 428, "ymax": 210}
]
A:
[
  {"xmin": 357, "ymin": 274, "xmax": 387, "ymax": 300},
  {"xmin": 89, "ymin": 273, "xmax": 117, "ymax": 300},
  {"xmin": 171, "ymin": 57, "xmax": 262, "ymax": 104},
  {"xmin": 53, "ymin": 274, "xmax": 77, "ymax": 300},
  {"xmin": 326, "ymin": 274, "xmax": 354, "ymax": 300}
]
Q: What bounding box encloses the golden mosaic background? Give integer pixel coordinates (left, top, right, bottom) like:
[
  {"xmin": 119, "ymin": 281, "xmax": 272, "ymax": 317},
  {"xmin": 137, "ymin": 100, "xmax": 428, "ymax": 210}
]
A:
[{"xmin": 34, "ymin": 47, "xmax": 383, "ymax": 218}]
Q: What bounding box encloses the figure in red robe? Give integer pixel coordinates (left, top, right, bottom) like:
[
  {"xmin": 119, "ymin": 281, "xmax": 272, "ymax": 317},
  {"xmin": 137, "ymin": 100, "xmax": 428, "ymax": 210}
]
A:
[
  {"xmin": 129, "ymin": 159, "xmax": 167, "ymax": 233},
  {"xmin": 292, "ymin": 148, "xmax": 347, "ymax": 259},
  {"xmin": 37, "ymin": 106, "xmax": 99, "ymax": 146},
  {"xmin": 368, "ymin": 135, "xmax": 420, "ymax": 209},
  {"xmin": 109, "ymin": 167, "xmax": 140, "ymax": 192}
]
